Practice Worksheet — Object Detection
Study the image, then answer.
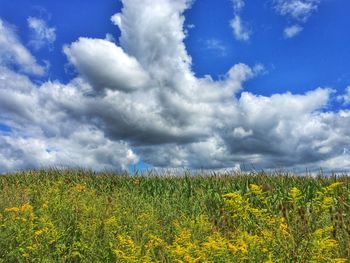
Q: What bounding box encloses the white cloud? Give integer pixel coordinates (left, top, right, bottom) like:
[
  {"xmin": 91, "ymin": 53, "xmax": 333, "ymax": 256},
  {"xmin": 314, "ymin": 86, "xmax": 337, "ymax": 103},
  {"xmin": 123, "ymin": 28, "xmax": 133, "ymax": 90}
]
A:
[
  {"xmin": 233, "ymin": 127, "xmax": 253, "ymax": 138},
  {"xmin": 230, "ymin": 0, "xmax": 251, "ymax": 42},
  {"xmin": 338, "ymin": 86, "xmax": 350, "ymax": 105},
  {"xmin": 0, "ymin": 128, "xmax": 139, "ymax": 172},
  {"xmin": 204, "ymin": 38, "xmax": 227, "ymax": 56},
  {"xmin": 63, "ymin": 38, "xmax": 150, "ymax": 93},
  {"xmin": 232, "ymin": 0, "xmax": 245, "ymax": 13},
  {"xmin": 275, "ymin": 0, "xmax": 321, "ymax": 21},
  {"xmin": 0, "ymin": 19, "xmax": 45, "ymax": 76},
  {"xmin": 27, "ymin": 17, "xmax": 56, "ymax": 50},
  {"xmin": 187, "ymin": 24, "xmax": 195, "ymax": 29},
  {"xmin": 0, "ymin": 1, "xmax": 349, "ymax": 173},
  {"xmin": 105, "ymin": 33, "xmax": 116, "ymax": 42},
  {"xmin": 284, "ymin": 24, "xmax": 303, "ymax": 38},
  {"xmin": 0, "ymin": 67, "xmax": 139, "ymax": 172},
  {"xmin": 230, "ymin": 15, "xmax": 251, "ymax": 42},
  {"xmin": 274, "ymin": 0, "xmax": 321, "ymax": 37}
]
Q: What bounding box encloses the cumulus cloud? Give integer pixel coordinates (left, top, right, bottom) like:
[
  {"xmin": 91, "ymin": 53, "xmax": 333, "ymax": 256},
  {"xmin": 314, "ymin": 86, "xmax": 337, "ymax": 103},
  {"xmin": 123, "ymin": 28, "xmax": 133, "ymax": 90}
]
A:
[
  {"xmin": 274, "ymin": 0, "xmax": 321, "ymax": 38},
  {"xmin": 284, "ymin": 24, "xmax": 303, "ymax": 38},
  {"xmin": 0, "ymin": 0, "xmax": 349, "ymax": 173},
  {"xmin": 0, "ymin": 19, "xmax": 45, "ymax": 75},
  {"xmin": 27, "ymin": 17, "xmax": 56, "ymax": 50},
  {"xmin": 63, "ymin": 38, "xmax": 150, "ymax": 93},
  {"xmin": 0, "ymin": 67, "xmax": 139, "ymax": 172},
  {"xmin": 230, "ymin": 0, "xmax": 251, "ymax": 41},
  {"xmin": 0, "ymin": 129, "xmax": 138, "ymax": 172}
]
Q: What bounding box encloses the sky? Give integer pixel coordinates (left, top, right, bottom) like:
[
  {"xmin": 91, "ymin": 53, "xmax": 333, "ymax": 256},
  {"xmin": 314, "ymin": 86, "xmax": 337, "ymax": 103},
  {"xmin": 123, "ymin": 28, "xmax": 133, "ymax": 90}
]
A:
[{"xmin": 0, "ymin": 0, "xmax": 349, "ymax": 173}]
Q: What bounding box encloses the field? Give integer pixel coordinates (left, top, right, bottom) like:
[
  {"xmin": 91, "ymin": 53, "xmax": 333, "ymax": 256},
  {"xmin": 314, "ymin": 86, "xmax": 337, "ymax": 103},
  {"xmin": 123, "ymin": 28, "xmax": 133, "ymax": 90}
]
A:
[{"xmin": 0, "ymin": 170, "xmax": 350, "ymax": 262}]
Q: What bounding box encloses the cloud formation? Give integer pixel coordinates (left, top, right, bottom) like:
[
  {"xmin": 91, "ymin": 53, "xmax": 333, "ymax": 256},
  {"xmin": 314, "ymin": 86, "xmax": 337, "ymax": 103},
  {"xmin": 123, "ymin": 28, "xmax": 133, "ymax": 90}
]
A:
[
  {"xmin": 274, "ymin": 0, "xmax": 321, "ymax": 38},
  {"xmin": 27, "ymin": 17, "xmax": 56, "ymax": 50},
  {"xmin": 284, "ymin": 24, "xmax": 303, "ymax": 38},
  {"xmin": 274, "ymin": 0, "xmax": 320, "ymax": 21},
  {"xmin": 0, "ymin": 19, "xmax": 45, "ymax": 75},
  {"xmin": 0, "ymin": 0, "xmax": 349, "ymax": 173},
  {"xmin": 0, "ymin": 66, "xmax": 139, "ymax": 171},
  {"xmin": 231, "ymin": 16, "xmax": 251, "ymax": 42},
  {"xmin": 230, "ymin": 0, "xmax": 251, "ymax": 41},
  {"xmin": 64, "ymin": 38, "xmax": 150, "ymax": 93}
]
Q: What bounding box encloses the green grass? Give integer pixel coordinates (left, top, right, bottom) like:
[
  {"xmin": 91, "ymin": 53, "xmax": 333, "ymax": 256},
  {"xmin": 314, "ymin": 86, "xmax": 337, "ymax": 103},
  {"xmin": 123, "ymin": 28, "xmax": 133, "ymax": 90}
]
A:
[{"xmin": 0, "ymin": 169, "xmax": 350, "ymax": 262}]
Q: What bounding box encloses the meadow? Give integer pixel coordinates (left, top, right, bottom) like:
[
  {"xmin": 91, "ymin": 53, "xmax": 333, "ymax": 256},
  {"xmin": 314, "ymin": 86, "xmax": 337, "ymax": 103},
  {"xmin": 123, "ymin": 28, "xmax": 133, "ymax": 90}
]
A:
[{"xmin": 0, "ymin": 169, "xmax": 349, "ymax": 262}]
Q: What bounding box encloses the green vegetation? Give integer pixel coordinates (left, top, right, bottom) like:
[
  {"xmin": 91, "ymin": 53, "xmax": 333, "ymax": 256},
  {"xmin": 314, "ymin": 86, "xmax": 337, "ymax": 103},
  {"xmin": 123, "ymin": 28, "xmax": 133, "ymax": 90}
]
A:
[{"xmin": 0, "ymin": 170, "xmax": 350, "ymax": 262}]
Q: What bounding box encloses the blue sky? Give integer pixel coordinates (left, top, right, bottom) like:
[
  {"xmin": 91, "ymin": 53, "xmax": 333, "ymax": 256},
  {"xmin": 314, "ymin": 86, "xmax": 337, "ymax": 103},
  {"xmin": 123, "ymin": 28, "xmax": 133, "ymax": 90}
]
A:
[
  {"xmin": 1, "ymin": 0, "xmax": 349, "ymax": 95},
  {"xmin": 186, "ymin": 0, "xmax": 350, "ymax": 97},
  {"xmin": 0, "ymin": 0, "xmax": 349, "ymax": 172},
  {"xmin": 0, "ymin": 0, "xmax": 121, "ymax": 83}
]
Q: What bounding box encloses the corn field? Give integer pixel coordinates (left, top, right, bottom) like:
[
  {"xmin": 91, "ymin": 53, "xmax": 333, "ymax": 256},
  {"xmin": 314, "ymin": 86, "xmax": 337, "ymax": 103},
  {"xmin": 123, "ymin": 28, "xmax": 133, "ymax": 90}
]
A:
[{"xmin": 0, "ymin": 170, "xmax": 350, "ymax": 262}]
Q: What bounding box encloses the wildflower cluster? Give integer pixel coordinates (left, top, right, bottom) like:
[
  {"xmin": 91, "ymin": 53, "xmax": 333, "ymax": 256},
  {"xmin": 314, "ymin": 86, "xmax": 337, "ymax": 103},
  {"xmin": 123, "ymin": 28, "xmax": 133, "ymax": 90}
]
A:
[{"xmin": 0, "ymin": 170, "xmax": 349, "ymax": 262}]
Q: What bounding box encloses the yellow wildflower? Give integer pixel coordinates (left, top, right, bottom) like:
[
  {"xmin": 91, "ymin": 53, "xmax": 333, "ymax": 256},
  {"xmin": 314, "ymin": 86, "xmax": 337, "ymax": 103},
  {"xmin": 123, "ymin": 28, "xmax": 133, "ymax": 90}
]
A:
[
  {"xmin": 146, "ymin": 234, "xmax": 164, "ymax": 249},
  {"xmin": 331, "ymin": 259, "xmax": 348, "ymax": 263},
  {"xmin": 184, "ymin": 255, "xmax": 201, "ymax": 263},
  {"xmin": 228, "ymin": 243, "xmax": 239, "ymax": 254},
  {"xmin": 321, "ymin": 197, "xmax": 334, "ymax": 209},
  {"xmin": 27, "ymin": 244, "xmax": 38, "ymax": 251},
  {"xmin": 237, "ymin": 242, "xmax": 248, "ymax": 254},
  {"xmin": 250, "ymin": 184, "xmax": 263, "ymax": 195},
  {"xmin": 42, "ymin": 202, "xmax": 49, "ymax": 209},
  {"xmin": 223, "ymin": 192, "xmax": 241, "ymax": 199},
  {"xmin": 203, "ymin": 235, "xmax": 226, "ymax": 252},
  {"xmin": 314, "ymin": 226, "xmax": 334, "ymax": 237},
  {"xmin": 288, "ymin": 187, "xmax": 302, "ymax": 202},
  {"xmin": 279, "ymin": 222, "xmax": 289, "ymax": 235},
  {"xmin": 72, "ymin": 184, "xmax": 86, "ymax": 192},
  {"xmin": 4, "ymin": 207, "xmax": 20, "ymax": 213},
  {"xmin": 262, "ymin": 229, "xmax": 273, "ymax": 241},
  {"xmin": 21, "ymin": 203, "xmax": 33, "ymax": 213},
  {"xmin": 35, "ymin": 227, "xmax": 49, "ymax": 236},
  {"xmin": 173, "ymin": 245, "xmax": 186, "ymax": 256},
  {"xmin": 325, "ymin": 182, "xmax": 343, "ymax": 193}
]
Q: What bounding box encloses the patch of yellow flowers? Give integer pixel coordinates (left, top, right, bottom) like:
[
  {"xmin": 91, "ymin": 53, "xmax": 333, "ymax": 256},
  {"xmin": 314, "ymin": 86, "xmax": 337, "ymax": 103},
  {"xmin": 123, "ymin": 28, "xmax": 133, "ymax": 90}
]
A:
[
  {"xmin": 108, "ymin": 182, "xmax": 348, "ymax": 262},
  {"xmin": 0, "ymin": 181, "xmax": 349, "ymax": 262}
]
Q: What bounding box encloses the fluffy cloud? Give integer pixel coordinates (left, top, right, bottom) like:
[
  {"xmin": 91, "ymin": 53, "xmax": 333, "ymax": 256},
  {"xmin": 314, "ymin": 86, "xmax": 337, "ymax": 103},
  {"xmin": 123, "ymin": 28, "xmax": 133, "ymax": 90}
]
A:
[
  {"xmin": 64, "ymin": 38, "xmax": 150, "ymax": 93},
  {"xmin": 0, "ymin": 19, "xmax": 45, "ymax": 75},
  {"xmin": 230, "ymin": 0, "xmax": 251, "ymax": 41},
  {"xmin": 0, "ymin": 66, "xmax": 139, "ymax": 172},
  {"xmin": 232, "ymin": 0, "xmax": 245, "ymax": 12},
  {"xmin": 274, "ymin": 0, "xmax": 320, "ymax": 21},
  {"xmin": 0, "ymin": 129, "xmax": 138, "ymax": 172},
  {"xmin": 0, "ymin": 0, "xmax": 349, "ymax": 173},
  {"xmin": 284, "ymin": 24, "xmax": 303, "ymax": 38},
  {"xmin": 230, "ymin": 16, "xmax": 251, "ymax": 42},
  {"xmin": 274, "ymin": 0, "xmax": 321, "ymax": 38},
  {"xmin": 27, "ymin": 17, "xmax": 56, "ymax": 50}
]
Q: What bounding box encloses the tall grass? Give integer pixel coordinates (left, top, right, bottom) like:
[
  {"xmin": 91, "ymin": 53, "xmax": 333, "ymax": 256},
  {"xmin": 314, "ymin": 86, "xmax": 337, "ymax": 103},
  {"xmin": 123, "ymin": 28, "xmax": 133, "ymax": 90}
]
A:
[{"xmin": 0, "ymin": 169, "xmax": 349, "ymax": 262}]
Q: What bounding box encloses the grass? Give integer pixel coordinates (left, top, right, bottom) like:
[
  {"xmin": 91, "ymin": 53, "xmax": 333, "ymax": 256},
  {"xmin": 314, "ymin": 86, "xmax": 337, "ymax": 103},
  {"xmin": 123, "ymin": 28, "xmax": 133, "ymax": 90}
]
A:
[{"xmin": 0, "ymin": 169, "xmax": 350, "ymax": 262}]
